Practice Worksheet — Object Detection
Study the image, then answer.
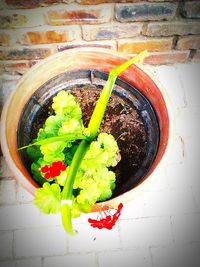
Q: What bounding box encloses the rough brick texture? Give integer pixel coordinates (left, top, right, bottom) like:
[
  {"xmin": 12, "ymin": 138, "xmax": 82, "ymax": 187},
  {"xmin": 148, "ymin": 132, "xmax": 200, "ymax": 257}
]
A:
[
  {"xmin": 78, "ymin": 0, "xmax": 142, "ymax": 4},
  {"xmin": 144, "ymin": 50, "xmax": 190, "ymax": 65},
  {"xmin": 0, "ymin": 0, "xmax": 199, "ymax": 70},
  {"xmin": 116, "ymin": 3, "xmax": 177, "ymax": 22},
  {"xmin": 192, "ymin": 50, "xmax": 200, "ymax": 62},
  {"xmin": 146, "ymin": 21, "xmax": 200, "ymax": 36},
  {"xmin": 118, "ymin": 37, "xmax": 173, "ymax": 53},
  {"xmin": 82, "ymin": 23, "xmax": 142, "ymax": 41},
  {"xmin": 46, "ymin": 4, "xmax": 112, "ymax": 25},
  {"xmin": 3, "ymin": 60, "xmax": 30, "ymax": 73},
  {"xmin": 0, "ymin": 47, "xmax": 55, "ymax": 60},
  {"xmin": 0, "ymin": 33, "xmax": 10, "ymax": 46},
  {"xmin": 176, "ymin": 35, "xmax": 200, "ymax": 50},
  {"xmin": 5, "ymin": 0, "xmax": 71, "ymax": 9},
  {"xmin": 57, "ymin": 40, "xmax": 117, "ymax": 51},
  {"xmin": 18, "ymin": 27, "xmax": 81, "ymax": 45},
  {"xmin": 0, "ymin": 14, "xmax": 27, "ymax": 29},
  {"xmin": 181, "ymin": 1, "xmax": 200, "ymax": 19}
]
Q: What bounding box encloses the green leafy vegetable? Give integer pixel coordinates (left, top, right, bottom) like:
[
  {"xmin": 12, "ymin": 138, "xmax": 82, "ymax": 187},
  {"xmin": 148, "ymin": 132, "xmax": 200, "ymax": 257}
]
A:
[{"xmin": 34, "ymin": 183, "xmax": 61, "ymax": 214}]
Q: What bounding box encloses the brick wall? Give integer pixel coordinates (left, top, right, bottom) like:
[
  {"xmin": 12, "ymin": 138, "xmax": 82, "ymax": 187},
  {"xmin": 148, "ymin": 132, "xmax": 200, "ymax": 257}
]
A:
[{"xmin": 0, "ymin": 0, "xmax": 200, "ymax": 74}]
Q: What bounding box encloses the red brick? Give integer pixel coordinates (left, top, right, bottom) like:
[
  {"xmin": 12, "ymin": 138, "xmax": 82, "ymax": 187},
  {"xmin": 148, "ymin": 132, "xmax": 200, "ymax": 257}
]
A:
[
  {"xmin": 118, "ymin": 37, "xmax": 173, "ymax": 54},
  {"xmin": 77, "ymin": 0, "xmax": 141, "ymax": 4},
  {"xmin": 5, "ymin": 0, "xmax": 67, "ymax": 9},
  {"xmin": 3, "ymin": 60, "xmax": 30, "ymax": 74},
  {"xmin": 116, "ymin": 2, "xmax": 177, "ymax": 22},
  {"xmin": 181, "ymin": 1, "xmax": 200, "ymax": 19},
  {"xmin": 0, "ymin": 14, "xmax": 27, "ymax": 29},
  {"xmin": 57, "ymin": 40, "xmax": 117, "ymax": 51},
  {"xmin": 146, "ymin": 21, "xmax": 200, "ymax": 36},
  {"xmin": 82, "ymin": 23, "xmax": 142, "ymax": 41},
  {"xmin": 18, "ymin": 27, "xmax": 80, "ymax": 45},
  {"xmin": 148, "ymin": 0, "xmax": 174, "ymax": 1},
  {"xmin": 144, "ymin": 50, "xmax": 190, "ymax": 65},
  {"xmin": 192, "ymin": 50, "xmax": 200, "ymax": 62},
  {"xmin": 78, "ymin": 0, "xmax": 175, "ymax": 3},
  {"xmin": 0, "ymin": 62, "xmax": 4, "ymax": 74},
  {"xmin": 0, "ymin": 47, "xmax": 56, "ymax": 60},
  {"xmin": 0, "ymin": 33, "xmax": 10, "ymax": 46},
  {"xmin": 0, "ymin": 1, "xmax": 7, "ymax": 10},
  {"xmin": 176, "ymin": 35, "xmax": 200, "ymax": 50},
  {"xmin": 46, "ymin": 4, "xmax": 112, "ymax": 25}
]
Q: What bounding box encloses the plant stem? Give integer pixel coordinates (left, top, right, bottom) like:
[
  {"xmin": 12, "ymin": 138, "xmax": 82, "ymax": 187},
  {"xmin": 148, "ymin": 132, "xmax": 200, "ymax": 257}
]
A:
[
  {"xmin": 88, "ymin": 74, "xmax": 116, "ymax": 140},
  {"xmin": 88, "ymin": 50, "xmax": 148, "ymax": 140},
  {"xmin": 18, "ymin": 134, "xmax": 86, "ymax": 150},
  {"xmin": 60, "ymin": 50, "xmax": 148, "ymax": 235},
  {"xmin": 61, "ymin": 140, "xmax": 89, "ymax": 200}
]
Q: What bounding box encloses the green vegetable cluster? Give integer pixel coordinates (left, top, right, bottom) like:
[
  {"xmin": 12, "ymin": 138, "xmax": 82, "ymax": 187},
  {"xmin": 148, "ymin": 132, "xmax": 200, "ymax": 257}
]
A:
[{"xmin": 27, "ymin": 90, "xmax": 119, "ymax": 218}]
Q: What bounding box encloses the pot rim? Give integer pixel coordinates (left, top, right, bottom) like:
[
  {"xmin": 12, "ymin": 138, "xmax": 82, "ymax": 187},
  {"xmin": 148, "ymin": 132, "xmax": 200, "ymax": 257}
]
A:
[{"xmin": 0, "ymin": 47, "xmax": 175, "ymax": 211}]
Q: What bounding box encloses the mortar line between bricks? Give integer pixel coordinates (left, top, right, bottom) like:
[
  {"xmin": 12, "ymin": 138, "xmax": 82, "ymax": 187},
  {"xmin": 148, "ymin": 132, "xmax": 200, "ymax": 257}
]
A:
[
  {"xmin": 12, "ymin": 252, "xmax": 68, "ymax": 261},
  {"xmin": 12, "ymin": 230, "xmax": 16, "ymax": 260},
  {"xmin": 80, "ymin": 25, "xmax": 84, "ymax": 40},
  {"xmin": 41, "ymin": 257, "xmax": 44, "ymax": 267},
  {"xmin": 179, "ymin": 135, "xmax": 185, "ymax": 159},
  {"xmin": 141, "ymin": 21, "xmax": 148, "ymax": 36},
  {"xmin": 119, "ymin": 215, "xmax": 175, "ymax": 221},
  {"xmin": 117, "ymin": 221, "xmax": 123, "ymax": 249},
  {"xmin": 95, "ymin": 248, "xmax": 134, "ymax": 254},
  {"xmin": 0, "ymin": 177, "xmax": 16, "ymax": 181},
  {"xmin": 110, "ymin": 3, "xmax": 115, "ymax": 22},
  {"xmin": 41, "ymin": 252, "xmax": 99, "ymax": 263},
  {"xmin": 6, "ymin": 257, "xmax": 43, "ymax": 265},
  {"xmin": 43, "ymin": 251, "xmax": 103, "ymax": 257},
  {"xmin": 190, "ymin": 186, "xmax": 199, "ymax": 212},
  {"xmin": 10, "ymin": 224, "xmax": 66, "ymax": 232},
  {"xmin": 170, "ymin": 215, "xmax": 175, "ymax": 244},
  {"xmin": 177, "ymin": 0, "xmax": 185, "ymax": 19},
  {"xmin": 172, "ymin": 35, "xmax": 179, "ymax": 49},
  {"xmin": 14, "ymin": 181, "xmax": 17, "ymax": 205},
  {"xmin": 65, "ymin": 232, "xmax": 69, "ymax": 254},
  {"xmin": 0, "ymin": 202, "xmax": 35, "ymax": 207},
  {"xmin": 68, "ymin": 247, "xmax": 124, "ymax": 255},
  {"xmin": 188, "ymin": 49, "xmax": 197, "ymax": 61},
  {"xmin": 94, "ymin": 252, "xmax": 100, "ymax": 267},
  {"xmin": 177, "ymin": 69, "xmax": 188, "ymax": 107},
  {"xmin": 148, "ymin": 246, "xmax": 154, "ymax": 267}
]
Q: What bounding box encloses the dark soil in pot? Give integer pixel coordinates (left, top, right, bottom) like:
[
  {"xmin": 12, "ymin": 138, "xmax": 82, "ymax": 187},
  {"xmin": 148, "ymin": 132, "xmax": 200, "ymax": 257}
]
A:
[{"xmin": 18, "ymin": 69, "xmax": 160, "ymax": 198}]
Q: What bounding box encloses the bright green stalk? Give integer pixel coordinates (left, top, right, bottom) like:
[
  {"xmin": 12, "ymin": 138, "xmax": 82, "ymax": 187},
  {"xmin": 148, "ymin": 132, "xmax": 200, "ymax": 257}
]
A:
[
  {"xmin": 88, "ymin": 50, "xmax": 148, "ymax": 140},
  {"xmin": 18, "ymin": 134, "xmax": 86, "ymax": 150},
  {"xmin": 61, "ymin": 50, "xmax": 148, "ymax": 235}
]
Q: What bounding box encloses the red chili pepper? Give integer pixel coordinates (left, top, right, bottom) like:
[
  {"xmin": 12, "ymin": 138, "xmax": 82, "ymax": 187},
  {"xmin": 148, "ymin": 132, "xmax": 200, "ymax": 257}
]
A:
[
  {"xmin": 40, "ymin": 161, "xmax": 67, "ymax": 179},
  {"xmin": 88, "ymin": 203, "xmax": 123, "ymax": 230}
]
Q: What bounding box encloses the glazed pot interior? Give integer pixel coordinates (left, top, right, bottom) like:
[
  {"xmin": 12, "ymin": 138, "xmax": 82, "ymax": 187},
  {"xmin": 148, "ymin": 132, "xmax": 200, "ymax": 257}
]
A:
[{"xmin": 17, "ymin": 69, "xmax": 160, "ymax": 197}]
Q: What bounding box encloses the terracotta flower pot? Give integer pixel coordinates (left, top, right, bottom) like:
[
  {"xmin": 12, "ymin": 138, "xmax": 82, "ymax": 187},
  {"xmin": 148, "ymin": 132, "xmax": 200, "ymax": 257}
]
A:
[{"xmin": 0, "ymin": 48, "xmax": 174, "ymax": 211}]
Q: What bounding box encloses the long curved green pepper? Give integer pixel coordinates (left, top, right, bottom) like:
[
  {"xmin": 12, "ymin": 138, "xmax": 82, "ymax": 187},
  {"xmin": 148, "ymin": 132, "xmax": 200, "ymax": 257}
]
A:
[{"xmin": 61, "ymin": 50, "xmax": 148, "ymax": 235}]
